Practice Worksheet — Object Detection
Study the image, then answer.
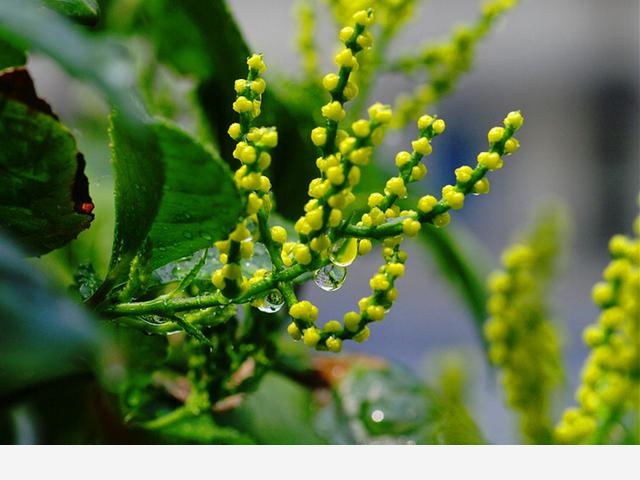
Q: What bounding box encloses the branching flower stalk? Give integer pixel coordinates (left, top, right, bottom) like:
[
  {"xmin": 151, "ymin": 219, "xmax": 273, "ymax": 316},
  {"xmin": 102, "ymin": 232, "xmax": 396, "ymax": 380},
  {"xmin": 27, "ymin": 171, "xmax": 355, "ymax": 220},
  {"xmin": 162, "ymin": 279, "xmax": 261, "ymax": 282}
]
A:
[
  {"xmin": 554, "ymin": 213, "xmax": 640, "ymax": 445},
  {"xmin": 103, "ymin": 7, "xmax": 525, "ymax": 355},
  {"xmin": 483, "ymin": 210, "xmax": 565, "ymax": 444}
]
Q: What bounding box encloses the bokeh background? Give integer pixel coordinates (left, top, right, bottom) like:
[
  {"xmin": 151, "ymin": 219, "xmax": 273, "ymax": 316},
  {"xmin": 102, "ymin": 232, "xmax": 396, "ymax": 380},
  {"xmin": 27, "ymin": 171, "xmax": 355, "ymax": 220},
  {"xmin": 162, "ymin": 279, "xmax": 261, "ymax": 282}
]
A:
[{"xmin": 28, "ymin": 0, "xmax": 639, "ymax": 443}]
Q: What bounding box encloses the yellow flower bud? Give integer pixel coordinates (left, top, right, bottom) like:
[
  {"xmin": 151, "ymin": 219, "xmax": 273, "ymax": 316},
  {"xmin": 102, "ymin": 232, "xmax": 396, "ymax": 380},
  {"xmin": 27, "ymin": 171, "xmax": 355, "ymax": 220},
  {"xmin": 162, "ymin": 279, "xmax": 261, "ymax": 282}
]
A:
[
  {"xmin": 433, "ymin": 212, "xmax": 451, "ymax": 228},
  {"xmin": 227, "ymin": 122, "xmax": 242, "ymax": 140},
  {"xmin": 487, "ymin": 126, "xmax": 505, "ymax": 143},
  {"xmin": 358, "ymin": 239, "xmax": 373, "ymax": 255},
  {"xmin": 311, "ymin": 127, "xmax": 327, "ymax": 147},
  {"xmin": 247, "ymin": 54, "xmax": 266, "ymax": 73},
  {"xmin": 321, "ymin": 101, "xmax": 346, "ymax": 122},
  {"xmin": 287, "ymin": 322, "xmax": 302, "ymax": 340},
  {"xmin": 232, "ymin": 96, "xmax": 253, "ymax": 113},
  {"xmin": 417, "ymin": 115, "xmax": 433, "ymax": 130},
  {"xmin": 343, "ymin": 311, "xmax": 361, "ymax": 332},
  {"xmin": 402, "ymin": 218, "xmax": 421, "ymax": 237},
  {"xmin": 326, "ymin": 336, "xmax": 342, "ymax": 352},
  {"xmin": 322, "ymin": 73, "xmax": 339, "ymax": 91},
  {"xmin": 303, "ymin": 328, "xmax": 321, "ymax": 347},
  {"xmin": 271, "ymin": 226, "xmax": 287, "ymax": 244},
  {"xmin": 504, "ymin": 111, "xmax": 524, "ymax": 130},
  {"xmin": 351, "ymin": 119, "xmax": 371, "ymax": 138}
]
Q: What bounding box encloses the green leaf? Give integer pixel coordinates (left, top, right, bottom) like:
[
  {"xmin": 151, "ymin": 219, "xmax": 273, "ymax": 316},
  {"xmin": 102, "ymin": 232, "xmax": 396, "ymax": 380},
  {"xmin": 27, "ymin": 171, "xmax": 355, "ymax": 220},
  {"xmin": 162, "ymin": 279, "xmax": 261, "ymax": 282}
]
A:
[
  {"xmin": 217, "ymin": 373, "xmax": 325, "ymax": 444},
  {"xmin": 0, "ymin": 68, "xmax": 94, "ymax": 255},
  {"xmin": 43, "ymin": 0, "xmax": 100, "ymax": 26},
  {"xmin": 0, "ymin": 233, "xmax": 107, "ymax": 397},
  {"xmin": 419, "ymin": 224, "xmax": 489, "ymax": 346},
  {"xmin": 153, "ymin": 411, "xmax": 254, "ymax": 445},
  {"xmin": 0, "ymin": 38, "xmax": 26, "ymax": 70},
  {"xmin": 147, "ymin": 120, "xmax": 242, "ymax": 270},
  {"xmin": 109, "ymin": 114, "xmax": 242, "ymax": 278}
]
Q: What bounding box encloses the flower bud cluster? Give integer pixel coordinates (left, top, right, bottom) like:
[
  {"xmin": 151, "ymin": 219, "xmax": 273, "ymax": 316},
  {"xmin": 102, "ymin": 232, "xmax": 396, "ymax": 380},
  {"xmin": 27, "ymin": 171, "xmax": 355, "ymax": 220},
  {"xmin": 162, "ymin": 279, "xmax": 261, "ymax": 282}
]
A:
[
  {"xmin": 555, "ymin": 216, "xmax": 640, "ymax": 444},
  {"xmin": 483, "ymin": 211, "xmax": 564, "ymax": 444},
  {"xmin": 212, "ymin": 54, "xmax": 277, "ymax": 298}
]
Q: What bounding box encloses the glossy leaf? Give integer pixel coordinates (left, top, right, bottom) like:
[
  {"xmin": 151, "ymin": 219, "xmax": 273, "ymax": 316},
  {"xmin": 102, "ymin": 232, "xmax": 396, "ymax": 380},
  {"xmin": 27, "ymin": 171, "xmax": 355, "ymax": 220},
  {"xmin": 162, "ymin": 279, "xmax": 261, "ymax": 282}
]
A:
[
  {"xmin": 0, "ymin": 68, "xmax": 94, "ymax": 255},
  {"xmin": 0, "ymin": 38, "xmax": 26, "ymax": 70},
  {"xmin": 43, "ymin": 0, "xmax": 100, "ymax": 26}
]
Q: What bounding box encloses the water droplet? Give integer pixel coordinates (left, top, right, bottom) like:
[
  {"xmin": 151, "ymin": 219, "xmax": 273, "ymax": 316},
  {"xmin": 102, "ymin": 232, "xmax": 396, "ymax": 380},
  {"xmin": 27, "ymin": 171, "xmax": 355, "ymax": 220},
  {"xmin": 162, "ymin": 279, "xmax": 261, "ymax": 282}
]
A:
[
  {"xmin": 371, "ymin": 409, "xmax": 384, "ymax": 423},
  {"xmin": 257, "ymin": 289, "xmax": 284, "ymax": 313},
  {"xmin": 329, "ymin": 237, "xmax": 358, "ymax": 267},
  {"xmin": 313, "ymin": 264, "xmax": 347, "ymax": 291}
]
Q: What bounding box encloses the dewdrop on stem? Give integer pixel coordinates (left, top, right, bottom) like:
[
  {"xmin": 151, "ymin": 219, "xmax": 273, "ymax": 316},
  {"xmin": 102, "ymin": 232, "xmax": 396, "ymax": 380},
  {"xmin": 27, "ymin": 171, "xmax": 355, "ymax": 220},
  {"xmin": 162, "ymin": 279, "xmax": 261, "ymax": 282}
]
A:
[
  {"xmin": 329, "ymin": 237, "xmax": 359, "ymax": 267},
  {"xmin": 257, "ymin": 289, "xmax": 285, "ymax": 313},
  {"xmin": 313, "ymin": 264, "xmax": 347, "ymax": 291}
]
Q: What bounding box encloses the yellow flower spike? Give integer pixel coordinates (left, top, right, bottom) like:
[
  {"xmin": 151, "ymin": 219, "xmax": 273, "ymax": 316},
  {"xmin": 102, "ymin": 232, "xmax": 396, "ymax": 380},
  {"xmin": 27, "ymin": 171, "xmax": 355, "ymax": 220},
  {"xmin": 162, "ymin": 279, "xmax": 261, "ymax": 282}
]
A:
[
  {"xmin": 227, "ymin": 122, "xmax": 242, "ymax": 140},
  {"xmin": 322, "ymin": 73, "xmax": 340, "ymax": 91},
  {"xmin": 343, "ymin": 311, "xmax": 361, "ymax": 332},
  {"xmin": 402, "ymin": 218, "xmax": 422, "ymax": 237},
  {"xmin": 353, "ymin": 326, "xmax": 371, "ymax": 343},
  {"xmin": 351, "ymin": 119, "xmax": 371, "ymax": 138},
  {"xmin": 411, "ymin": 137, "xmax": 432, "ymax": 156},
  {"xmin": 311, "ymin": 127, "xmax": 327, "ymax": 147},
  {"xmin": 358, "ymin": 239, "xmax": 373, "ymax": 255},
  {"xmin": 302, "ymin": 328, "xmax": 321, "ymax": 348},
  {"xmin": 325, "ymin": 336, "xmax": 343, "ymax": 353},
  {"xmin": 232, "ymin": 96, "xmax": 253, "ymax": 113},
  {"xmin": 270, "ymin": 226, "xmax": 287, "ymax": 244},
  {"xmin": 433, "ymin": 212, "xmax": 451, "ymax": 228},
  {"xmin": 417, "ymin": 195, "xmax": 439, "ymax": 214},
  {"xmin": 487, "ymin": 126, "xmax": 506, "ymax": 144},
  {"xmin": 247, "ymin": 54, "xmax": 266, "ymax": 73},
  {"xmin": 287, "ymin": 322, "xmax": 302, "ymax": 340},
  {"xmin": 293, "ymin": 244, "xmax": 313, "ymax": 265}
]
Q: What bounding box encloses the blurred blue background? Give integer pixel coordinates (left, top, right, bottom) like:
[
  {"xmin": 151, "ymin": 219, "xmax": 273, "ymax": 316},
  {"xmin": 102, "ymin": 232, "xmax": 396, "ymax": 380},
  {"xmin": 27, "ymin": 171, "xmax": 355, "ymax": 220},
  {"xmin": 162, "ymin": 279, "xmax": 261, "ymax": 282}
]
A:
[{"xmin": 27, "ymin": 0, "xmax": 639, "ymax": 443}]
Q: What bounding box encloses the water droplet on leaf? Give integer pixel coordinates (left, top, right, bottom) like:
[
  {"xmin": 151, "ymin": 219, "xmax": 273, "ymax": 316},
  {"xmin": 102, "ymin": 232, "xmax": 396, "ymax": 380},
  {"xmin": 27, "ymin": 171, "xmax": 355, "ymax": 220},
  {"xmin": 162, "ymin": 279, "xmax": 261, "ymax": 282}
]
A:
[
  {"xmin": 313, "ymin": 264, "xmax": 347, "ymax": 291},
  {"xmin": 329, "ymin": 237, "xmax": 358, "ymax": 267}
]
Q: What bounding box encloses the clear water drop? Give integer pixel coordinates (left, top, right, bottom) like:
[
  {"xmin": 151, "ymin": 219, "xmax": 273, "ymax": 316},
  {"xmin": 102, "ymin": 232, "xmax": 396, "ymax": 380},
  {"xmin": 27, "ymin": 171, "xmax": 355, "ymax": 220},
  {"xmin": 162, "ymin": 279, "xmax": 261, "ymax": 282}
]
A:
[
  {"xmin": 313, "ymin": 264, "xmax": 347, "ymax": 291},
  {"xmin": 329, "ymin": 237, "xmax": 358, "ymax": 267},
  {"xmin": 257, "ymin": 289, "xmax": 284, "ymax": 313}
]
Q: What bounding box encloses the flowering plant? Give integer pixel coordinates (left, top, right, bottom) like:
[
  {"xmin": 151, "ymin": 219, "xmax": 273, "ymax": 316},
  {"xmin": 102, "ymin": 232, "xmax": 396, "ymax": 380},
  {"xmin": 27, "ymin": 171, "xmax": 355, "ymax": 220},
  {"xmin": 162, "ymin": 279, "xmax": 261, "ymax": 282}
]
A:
[{"xmin": 0, "ymin": 0, "xmax": 636, "ymax": 445}]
